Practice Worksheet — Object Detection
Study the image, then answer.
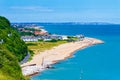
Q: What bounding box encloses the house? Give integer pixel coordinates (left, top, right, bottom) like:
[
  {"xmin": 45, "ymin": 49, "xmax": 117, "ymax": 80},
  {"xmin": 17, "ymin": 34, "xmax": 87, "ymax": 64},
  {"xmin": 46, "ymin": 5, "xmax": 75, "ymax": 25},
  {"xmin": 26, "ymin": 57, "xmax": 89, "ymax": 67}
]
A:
[
  {"xmin": 50, "ymin": 34, "xmax": 62, "ymax": 40},
  {"xmin": 41, "ymin": 29, "xmax": 47, "ymax": 33},
  {"xmin": 28, "ymin": 26, "xmax": 41, "ymax": 30},
  {"xmin": 34, "ymin": 31, "xmax": 48, "ymax": 35},
  {"xmin": 21, "ymin": 36, "xmax": 38, "ymax": 42},
  {"xmin": 35, "ymin": 35, "xmax": 63, "ymax": 41},
  {"xmin": 43, "ymin": 39, "xmax": 52, "ymax": 41},
  {"xmin": 76, "ymin": 34, "xmax": 85, "ymax": 41},
  {"xmin": 22, "ymin": 38, "xmax": 38, "ymax": 42},
  {"xmin": 18, "ymin": 28, "xmax": 24, "ymax": 31},
  {"xmin": 32, "ymin": 26, "xmax": 40, "ymax": 30},
  {"xmin": 61, "ymin": 35, "xmax": 68, "ymax": 40},
  {"xmin": 23, "ymin": 30, "xmax": 31, "ymax": 32}
]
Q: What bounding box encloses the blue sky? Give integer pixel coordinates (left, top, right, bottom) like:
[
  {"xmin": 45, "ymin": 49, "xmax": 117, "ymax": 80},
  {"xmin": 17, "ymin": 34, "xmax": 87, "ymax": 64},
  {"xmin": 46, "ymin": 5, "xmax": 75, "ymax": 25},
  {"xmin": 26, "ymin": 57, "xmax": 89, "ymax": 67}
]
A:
[{"xmin": 0, "ymin": 0, "xmax": 120, "ymax": 23}]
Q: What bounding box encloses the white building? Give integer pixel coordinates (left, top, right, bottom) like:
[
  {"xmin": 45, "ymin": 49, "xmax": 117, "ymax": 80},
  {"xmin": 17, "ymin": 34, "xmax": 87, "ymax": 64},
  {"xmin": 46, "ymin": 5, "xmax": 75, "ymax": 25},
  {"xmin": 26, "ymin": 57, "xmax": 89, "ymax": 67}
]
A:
[
  {"xmin": 43, "ymin": 39, "xmax": 52, "ymax": 41},
  {"xmin": 76, "ymin": 34, "xmax": 85, "ymax": 41},
  {"xmin": 21, "ymin": 36, "xmax": 38, "ymax": 42},
  {"xmin": 22, "ymin": 38, "xmax": 38, "ymax": 42},
  {"xmin": 61, "ymin": 35, "xmax": 68, "ymax": 40}
]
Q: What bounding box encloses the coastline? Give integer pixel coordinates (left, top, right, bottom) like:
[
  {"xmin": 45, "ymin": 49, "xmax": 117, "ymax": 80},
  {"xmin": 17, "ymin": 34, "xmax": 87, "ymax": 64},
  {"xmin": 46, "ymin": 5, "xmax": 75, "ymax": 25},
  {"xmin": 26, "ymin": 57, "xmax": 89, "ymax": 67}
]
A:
[{"xmin": 21, "ymin": 37, "xmax": 104, "ymax": 76}]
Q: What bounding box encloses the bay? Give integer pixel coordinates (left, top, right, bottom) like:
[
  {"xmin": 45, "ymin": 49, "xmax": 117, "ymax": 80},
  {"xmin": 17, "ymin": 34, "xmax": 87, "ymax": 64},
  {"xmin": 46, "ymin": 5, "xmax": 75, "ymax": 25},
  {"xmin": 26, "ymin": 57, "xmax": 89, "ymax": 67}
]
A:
[{"xmin": 31, "ymin": 24, "xmax": 120, "ymax": 80}]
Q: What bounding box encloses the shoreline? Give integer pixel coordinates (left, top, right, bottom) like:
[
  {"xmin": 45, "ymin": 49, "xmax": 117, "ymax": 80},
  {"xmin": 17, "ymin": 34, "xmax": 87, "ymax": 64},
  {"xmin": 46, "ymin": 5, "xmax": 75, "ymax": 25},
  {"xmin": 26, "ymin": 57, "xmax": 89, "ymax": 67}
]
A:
[{"xmin": 21, "ymin": 37, "xmax": 104, "ymax": 76}]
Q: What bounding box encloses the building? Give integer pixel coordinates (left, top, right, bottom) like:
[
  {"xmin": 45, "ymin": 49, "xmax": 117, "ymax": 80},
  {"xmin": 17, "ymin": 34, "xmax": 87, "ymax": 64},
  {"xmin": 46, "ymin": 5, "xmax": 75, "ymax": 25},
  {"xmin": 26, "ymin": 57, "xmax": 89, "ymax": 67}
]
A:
[
  {"xmin": 76, "ymin": 34, "xmax": 85, "ymax": 41},
  {"xmin": 43, "ymin": 39, "xmax": 52, "ymax": 41},
  {"xmin": 21, "ymin": 36, "xmax": 38, "ymax": 42},
  {"xmin": 34, "ymin": 31, "xmax": 48, "ymax": 35},
  {"xmin": 61, "ymin": 35, "xmax": 68, "ymax": 40},
  {"xmin": 22, "ymin": 38, "xmax": 38, "ymax": 42},
  {"xmin": 50, "ymin": 34, "xmax": 62, "ymax": 40}
]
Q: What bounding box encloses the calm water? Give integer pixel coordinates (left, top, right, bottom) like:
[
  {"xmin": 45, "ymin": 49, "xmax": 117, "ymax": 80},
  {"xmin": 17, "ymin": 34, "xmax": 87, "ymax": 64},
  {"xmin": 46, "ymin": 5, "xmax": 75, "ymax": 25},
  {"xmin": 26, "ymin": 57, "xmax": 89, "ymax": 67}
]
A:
[{"xmin": 31, "ymin": 24, "xmax": 120, "ymax": 80}]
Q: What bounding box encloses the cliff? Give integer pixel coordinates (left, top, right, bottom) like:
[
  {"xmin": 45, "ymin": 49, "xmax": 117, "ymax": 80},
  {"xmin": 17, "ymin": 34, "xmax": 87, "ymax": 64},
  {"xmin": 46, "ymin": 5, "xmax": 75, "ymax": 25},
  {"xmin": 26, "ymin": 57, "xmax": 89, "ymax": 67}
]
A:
[{"xmin": 0, "ymin": 16, "xmax": 28, "ymax": 80}]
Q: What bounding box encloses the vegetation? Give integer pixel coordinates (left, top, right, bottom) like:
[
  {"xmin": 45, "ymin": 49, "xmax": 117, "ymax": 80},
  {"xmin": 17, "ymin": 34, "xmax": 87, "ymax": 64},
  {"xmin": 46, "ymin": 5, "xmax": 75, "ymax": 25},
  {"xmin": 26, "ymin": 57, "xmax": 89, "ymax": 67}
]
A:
[
  {"xmin": 19, "ymin": 31, "xmax": 34, "ymax": 36},
  {"xmin": 28, "ymin": 50, "xmax": 34, "ymax": 61},
  {"xmin": 17, "ymin": 27, "xmax": 41, "ymax": 36},
  {"xmin": 67, "ymin": 36, "xmax": 79, "ymax": 41},
  {"xmin": 44, "ymin": 39, "xmax": 57, "ymax": 42},
  {"xmin": 26, "ymin": 40, "xmax": 67, "ymax": 54},
  {"xmin": 0, "ymin": 16, "xmax": 28, "ymax": 80}
]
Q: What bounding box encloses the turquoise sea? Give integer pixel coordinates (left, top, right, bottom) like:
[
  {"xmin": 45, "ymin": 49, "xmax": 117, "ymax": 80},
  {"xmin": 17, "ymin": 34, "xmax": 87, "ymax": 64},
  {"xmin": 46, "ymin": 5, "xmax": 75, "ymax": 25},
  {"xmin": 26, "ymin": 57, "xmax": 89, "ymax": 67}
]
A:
[{"xmin": 31, "ymin": 24, "xmax": 120, "ymax": 80}]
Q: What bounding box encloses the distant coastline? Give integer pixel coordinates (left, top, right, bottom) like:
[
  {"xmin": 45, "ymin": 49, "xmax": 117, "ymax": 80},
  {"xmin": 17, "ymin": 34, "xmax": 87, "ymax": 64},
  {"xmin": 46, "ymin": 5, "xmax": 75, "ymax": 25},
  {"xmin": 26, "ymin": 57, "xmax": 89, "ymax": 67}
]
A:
[{"xmin": 12, "ymin": 22, "xmax": 120, "ymax": 26}]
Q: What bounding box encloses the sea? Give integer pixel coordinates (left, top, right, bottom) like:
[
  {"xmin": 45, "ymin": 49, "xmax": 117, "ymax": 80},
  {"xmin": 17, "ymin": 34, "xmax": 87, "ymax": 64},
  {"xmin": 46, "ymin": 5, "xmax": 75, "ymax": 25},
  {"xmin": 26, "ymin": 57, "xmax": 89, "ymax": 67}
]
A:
[{"xmin": 31, "ymin": 23, "xmax": 120, "ymax": 80}]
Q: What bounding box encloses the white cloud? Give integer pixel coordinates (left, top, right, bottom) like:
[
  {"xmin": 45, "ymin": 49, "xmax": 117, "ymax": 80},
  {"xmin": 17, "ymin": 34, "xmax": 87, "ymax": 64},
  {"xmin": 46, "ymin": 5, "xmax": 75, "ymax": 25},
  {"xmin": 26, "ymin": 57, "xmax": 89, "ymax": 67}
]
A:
[{"xmin": 10, "ymin": 6, "xmax": 54, "ymax": 12}]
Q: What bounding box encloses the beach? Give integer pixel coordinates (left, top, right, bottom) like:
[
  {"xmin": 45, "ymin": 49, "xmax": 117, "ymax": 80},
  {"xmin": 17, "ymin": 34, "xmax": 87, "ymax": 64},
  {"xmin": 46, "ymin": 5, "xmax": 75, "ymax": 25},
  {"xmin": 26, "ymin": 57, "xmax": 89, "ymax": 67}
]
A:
[{"xmin": 21, "ymin": 37, "xmax": 103, "ymax": 76}]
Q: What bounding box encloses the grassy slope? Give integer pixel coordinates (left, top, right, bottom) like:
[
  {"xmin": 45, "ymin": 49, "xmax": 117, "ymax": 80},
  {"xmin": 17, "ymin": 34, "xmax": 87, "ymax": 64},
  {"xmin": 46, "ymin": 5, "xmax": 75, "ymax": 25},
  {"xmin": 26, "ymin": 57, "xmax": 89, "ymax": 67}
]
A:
[
  {"xmin": 26, "ymin": 41, "xmax": 67, "ymax": 54},
  {"xmin": 0, "ymin": 16, "xmax": 28, "ymax": 80}
]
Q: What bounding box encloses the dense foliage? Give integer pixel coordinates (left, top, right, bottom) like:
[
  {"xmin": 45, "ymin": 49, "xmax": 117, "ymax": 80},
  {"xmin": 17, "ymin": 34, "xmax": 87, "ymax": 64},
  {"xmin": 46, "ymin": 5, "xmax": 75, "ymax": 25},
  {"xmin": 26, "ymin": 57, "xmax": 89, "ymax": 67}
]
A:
[
  {"xmin": 0, "ymin": 16, "xmax": 28, "ymax": 80},
  {"xmin": 19, "ymin": 31, "xmax": 34, "ymax": 36}
]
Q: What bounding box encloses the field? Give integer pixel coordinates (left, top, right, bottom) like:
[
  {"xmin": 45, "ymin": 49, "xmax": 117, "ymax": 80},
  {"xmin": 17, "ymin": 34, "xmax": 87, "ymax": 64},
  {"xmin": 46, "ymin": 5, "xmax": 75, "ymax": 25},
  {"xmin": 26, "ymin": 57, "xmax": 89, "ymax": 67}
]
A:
[{"xmin": 26, "ymin": 40, "xmax": 68, "ymax": 54}]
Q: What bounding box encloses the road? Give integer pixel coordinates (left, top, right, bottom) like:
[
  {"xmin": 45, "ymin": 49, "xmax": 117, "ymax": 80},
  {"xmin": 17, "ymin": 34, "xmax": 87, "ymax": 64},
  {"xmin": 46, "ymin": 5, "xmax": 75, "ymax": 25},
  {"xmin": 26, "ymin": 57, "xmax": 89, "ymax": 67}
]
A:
[{"xmin": 20, "ymin": 52, "xmax": 30, "ymax": 64}]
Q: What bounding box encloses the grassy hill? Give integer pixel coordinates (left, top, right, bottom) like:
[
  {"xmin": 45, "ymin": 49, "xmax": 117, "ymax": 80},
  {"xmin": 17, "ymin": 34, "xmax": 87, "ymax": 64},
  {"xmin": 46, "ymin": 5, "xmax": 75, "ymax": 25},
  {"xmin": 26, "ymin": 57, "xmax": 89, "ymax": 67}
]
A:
[{"xmin": 0, "ymin": 16, "xmax": 28, "ymax": 80}]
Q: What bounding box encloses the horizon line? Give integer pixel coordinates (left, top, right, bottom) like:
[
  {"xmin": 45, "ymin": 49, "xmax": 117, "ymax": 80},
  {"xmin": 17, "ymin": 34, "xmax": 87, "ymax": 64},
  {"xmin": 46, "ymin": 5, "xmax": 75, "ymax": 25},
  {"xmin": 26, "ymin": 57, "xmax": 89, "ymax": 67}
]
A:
[{"xmin": 11, "ymin": 22, "xmax": 119, "ymax": 24}]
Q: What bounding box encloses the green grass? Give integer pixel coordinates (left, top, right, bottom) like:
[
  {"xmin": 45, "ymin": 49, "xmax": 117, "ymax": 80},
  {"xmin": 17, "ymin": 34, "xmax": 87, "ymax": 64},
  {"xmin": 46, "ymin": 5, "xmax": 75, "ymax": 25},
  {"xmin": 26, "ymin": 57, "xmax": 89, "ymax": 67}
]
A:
[
  {"xmin": 26, "ymin": 40, "xmax": 67, "ymax": 54},
  {"xmin": 0, "ymin": 72, "xmax": 15, "ymax": 80},
  {"xmin": 67, "ymin": 36, "xmax": 79, "ymax": 41},
  {"xmin": 0, "ymin": 16, "xmax": 29, "ymax": 80}
]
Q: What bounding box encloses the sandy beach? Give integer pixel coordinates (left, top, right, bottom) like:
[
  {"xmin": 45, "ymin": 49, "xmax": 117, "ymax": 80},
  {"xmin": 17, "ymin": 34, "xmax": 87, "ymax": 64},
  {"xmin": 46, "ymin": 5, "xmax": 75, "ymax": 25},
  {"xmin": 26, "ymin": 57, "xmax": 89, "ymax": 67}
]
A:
[{"xmin": 21, "ymin": 37, "xmax": 103, "ymax": 76}]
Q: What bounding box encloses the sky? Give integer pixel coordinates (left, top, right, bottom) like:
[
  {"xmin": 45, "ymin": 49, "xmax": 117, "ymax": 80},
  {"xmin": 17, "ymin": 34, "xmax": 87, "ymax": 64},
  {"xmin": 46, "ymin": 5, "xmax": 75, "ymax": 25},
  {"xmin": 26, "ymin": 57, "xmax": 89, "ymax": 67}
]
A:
[{"xmin": 0, "ymin": 0, "xmax": 120, "ymax": 23}]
